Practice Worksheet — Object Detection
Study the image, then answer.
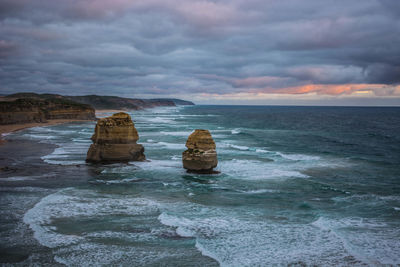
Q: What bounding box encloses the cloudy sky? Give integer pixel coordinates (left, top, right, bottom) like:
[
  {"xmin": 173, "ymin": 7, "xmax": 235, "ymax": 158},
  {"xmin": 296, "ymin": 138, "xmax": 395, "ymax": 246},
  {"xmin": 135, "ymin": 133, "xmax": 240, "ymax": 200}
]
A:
[{"xmin": 0, "ymin": 0, "xmax": 399, "ymax": 105}]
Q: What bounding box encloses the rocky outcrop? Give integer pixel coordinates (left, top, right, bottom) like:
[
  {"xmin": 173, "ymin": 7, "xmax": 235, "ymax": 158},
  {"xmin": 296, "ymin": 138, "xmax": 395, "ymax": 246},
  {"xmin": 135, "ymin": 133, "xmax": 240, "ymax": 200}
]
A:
[
  {"xmin": 0, "ymin": 98, "xmax": 95, "ymax": 125},
  {"xmin": 182, "ymin": 129, "xmax": 218, "ymax": 173},
  {"xmin": 86, "ymin": 112, "xmax": 145, "ymax": 163}
]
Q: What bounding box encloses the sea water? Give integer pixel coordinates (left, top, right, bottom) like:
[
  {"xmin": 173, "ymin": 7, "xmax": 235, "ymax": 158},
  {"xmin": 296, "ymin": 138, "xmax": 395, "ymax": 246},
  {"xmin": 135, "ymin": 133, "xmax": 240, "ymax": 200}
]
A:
[{"xmin": 3, "ymin": 105, "xmax": 400, "ymax": 266}]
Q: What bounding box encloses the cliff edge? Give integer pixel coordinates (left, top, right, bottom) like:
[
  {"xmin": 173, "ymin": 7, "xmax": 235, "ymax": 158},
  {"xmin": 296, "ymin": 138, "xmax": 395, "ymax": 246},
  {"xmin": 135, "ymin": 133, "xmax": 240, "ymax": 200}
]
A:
[{"xmin": 0, "ymin": 98, "xmax": 96, "ymax": 125}]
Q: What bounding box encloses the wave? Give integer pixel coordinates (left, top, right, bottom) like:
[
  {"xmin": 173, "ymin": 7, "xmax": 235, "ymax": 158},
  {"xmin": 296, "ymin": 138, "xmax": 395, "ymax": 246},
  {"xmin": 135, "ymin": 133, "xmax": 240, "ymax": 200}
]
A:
[
  {"xmin": 141, "ymin": 116, "xmax": 175, "ymax": 124},
  {"xmin": 277, "ymin": 152, "xmax": 320, "ymax": 161},
  {"xmin": 160, "ymin": 131, "xmax": 192, "ymax": 137},
  {"xmin": 238, "ymin": 189, "xmax": 279, "ymax": 194},
  {"xmin": 255, "ymin": 148, "xmax": 270, "ymax": 153},
  {"xmin": 220, "ymin": 159, "xmax": 309, "ymax": 180},
  {"xmin": 312, "ymin": 216, "xmax": 400, "ymax": 265},
  {"xmin": 0, "ymin": 176, "xmax": 35, "ymax": 181},
  {"xmin": 158, "ymin": 213, "xmax": 196, "ymax": 238},
  {"xmin": 231, "ymin": 129, "xmax": 241, "ymax": 135},
  {"xmin": 23, "ymin": 134, "xmax": 58, "ymax": 140},
  {"xmin": 219, "ymin": 143, "xmax": 250, "ymax": 151},
  {"xmin": 157, "ymin": 209, "xmax": 376, "ymax": 266},
  {"xmin": 23, "ymin": 189, "xmax": 160, "ymax": 248},
  {"xmin": 144, "ymin": 141, "xmax": 186, "ymax": 150},
  {"xmin": 94, "ymin": 178, "xmax": 141, "ymax": 184}
]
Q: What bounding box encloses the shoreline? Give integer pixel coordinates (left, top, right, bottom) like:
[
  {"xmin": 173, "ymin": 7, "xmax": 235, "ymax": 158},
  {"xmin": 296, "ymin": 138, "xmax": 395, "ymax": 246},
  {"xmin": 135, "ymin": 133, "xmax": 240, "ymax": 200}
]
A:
[
  {"xmin": 0, "ymin": 109, "xmax": 129, "ymax": 144},
  {"xmin": 0, "ymin": 106, "xmax": 175, "ymax": 144},
  {"xmin": 0, "ymin": 119, "xmax": 95, "ymax": 144}
]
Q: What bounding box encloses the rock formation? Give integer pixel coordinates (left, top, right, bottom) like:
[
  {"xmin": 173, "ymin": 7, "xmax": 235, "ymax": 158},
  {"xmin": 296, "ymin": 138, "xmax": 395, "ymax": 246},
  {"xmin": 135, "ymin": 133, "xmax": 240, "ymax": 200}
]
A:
[
  {"xmin": 182, "ymin": 129, "xmax": 218, "ymax": 173},
  {"xmin": 86, "ymin": 112, "xmax": 145, "ymax": 163}
]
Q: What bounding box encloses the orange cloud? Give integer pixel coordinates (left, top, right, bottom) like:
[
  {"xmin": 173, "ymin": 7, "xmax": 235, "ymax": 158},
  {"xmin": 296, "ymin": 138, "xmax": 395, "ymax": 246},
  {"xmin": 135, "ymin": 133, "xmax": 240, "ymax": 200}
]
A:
[{"xmin": 267, "ymin": 84, "xmax": 400, "ymax": 96}]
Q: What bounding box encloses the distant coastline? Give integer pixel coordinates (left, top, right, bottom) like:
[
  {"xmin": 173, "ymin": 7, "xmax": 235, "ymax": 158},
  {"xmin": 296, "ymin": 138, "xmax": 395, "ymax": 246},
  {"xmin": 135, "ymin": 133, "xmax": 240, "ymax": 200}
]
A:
[{"xmin": 0, "ymin": 92, "xmax": 194, "ymax": 144}]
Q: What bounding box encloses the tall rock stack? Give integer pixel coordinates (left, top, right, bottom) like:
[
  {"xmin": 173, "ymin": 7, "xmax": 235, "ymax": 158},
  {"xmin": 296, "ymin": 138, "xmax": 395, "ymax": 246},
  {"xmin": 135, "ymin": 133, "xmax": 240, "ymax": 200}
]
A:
[
  {"xmin": 182, "ymin": 129, "xmax": 218, "ymax": 173},
  {"xmin": 86, "ymin": 112, "xmax": 145, "ymax": 163}
]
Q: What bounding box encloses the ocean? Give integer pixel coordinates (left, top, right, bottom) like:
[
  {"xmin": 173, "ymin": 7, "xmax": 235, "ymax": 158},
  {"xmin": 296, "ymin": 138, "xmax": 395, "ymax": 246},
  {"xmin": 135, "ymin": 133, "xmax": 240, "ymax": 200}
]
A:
[{"xmin": 1, "ymin": 105, "xmax": 400, "ymax": 266}]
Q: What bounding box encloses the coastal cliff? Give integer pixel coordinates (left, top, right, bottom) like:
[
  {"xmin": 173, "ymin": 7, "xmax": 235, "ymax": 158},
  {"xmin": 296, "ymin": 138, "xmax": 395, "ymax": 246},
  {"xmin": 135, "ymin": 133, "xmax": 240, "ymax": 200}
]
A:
[
  {"xmin": 86, "ymin": 112, "xmax": 145, "ymax": 163},
  {"xmin": 4, "ymin": 93, "xmax": 194, "ymax": 110},
  {"xmin": 0, "ymin": 98, "xmax": 95, "ymax": 125},
  {"xmin": 182, "ymin": 129, "xmax": 218, "ymax": 173}
]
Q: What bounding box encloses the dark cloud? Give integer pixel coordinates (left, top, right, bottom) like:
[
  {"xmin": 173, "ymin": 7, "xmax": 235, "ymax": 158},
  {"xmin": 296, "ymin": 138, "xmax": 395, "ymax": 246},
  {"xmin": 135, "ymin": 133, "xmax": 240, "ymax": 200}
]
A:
[{"xmin": 0, "ymin": 0, "xmax": 399, "ymax": 103}]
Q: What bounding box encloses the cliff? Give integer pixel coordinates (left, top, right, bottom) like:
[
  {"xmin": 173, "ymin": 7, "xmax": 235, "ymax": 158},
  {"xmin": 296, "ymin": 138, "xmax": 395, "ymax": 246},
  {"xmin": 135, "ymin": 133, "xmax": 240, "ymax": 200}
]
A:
[
  {"xmin": 0, "ymin": 98, "xmax": 96, "ymax": 125},
  {"xmin": 86, "ymin": 112, "xmax": 145, "ymax": 163},
  {"xmin": 182, "ymin": 129, "xmax": 218, "ymax": 173},
  {"xmin": 150, "ymin": 98, "xmax": 194, "ymax": 106},
  {"xmin": 5, "ymin": 93, "xmax": 194, "ymax": 110}
]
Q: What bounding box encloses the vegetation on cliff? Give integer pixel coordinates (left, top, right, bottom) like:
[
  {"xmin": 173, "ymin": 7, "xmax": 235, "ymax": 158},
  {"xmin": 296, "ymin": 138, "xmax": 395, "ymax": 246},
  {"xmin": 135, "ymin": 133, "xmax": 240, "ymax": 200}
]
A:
[{"xmin": 5, "ymin": 93, "xmax": 194, "ymax": 110}]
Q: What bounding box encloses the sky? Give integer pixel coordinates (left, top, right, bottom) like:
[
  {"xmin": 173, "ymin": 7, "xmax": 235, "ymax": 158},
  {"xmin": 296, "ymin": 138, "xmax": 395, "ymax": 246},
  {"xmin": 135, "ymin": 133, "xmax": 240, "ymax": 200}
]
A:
[{"xmin": 0, "ymin": 0, "xmax": 399, "ymax": 105}]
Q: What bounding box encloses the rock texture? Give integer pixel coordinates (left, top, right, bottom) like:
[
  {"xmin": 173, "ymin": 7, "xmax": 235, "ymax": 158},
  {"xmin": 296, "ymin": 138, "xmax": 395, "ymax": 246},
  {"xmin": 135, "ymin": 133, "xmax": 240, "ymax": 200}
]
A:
[
  {"xmin": 0, "ymin": 98, "xmax": 95, "ymax": 125},
  {"xmin": 86, "ymin": 112, "xmax": 145, "ymax": 163},
  {"xmin": 182, "ymin": 129, "xmax": 218, "ymax": 173}
]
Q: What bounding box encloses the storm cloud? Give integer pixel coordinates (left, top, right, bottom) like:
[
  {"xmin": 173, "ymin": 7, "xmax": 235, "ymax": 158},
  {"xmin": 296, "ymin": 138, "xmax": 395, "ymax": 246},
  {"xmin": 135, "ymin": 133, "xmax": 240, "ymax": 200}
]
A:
[{"xmin": 0, "ymin": 0, "xmax": 399, "ymax": 104}]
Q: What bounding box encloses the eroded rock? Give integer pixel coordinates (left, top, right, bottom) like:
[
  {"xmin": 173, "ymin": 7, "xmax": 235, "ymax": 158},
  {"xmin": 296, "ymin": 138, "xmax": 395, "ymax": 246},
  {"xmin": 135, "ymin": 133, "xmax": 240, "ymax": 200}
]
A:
[
  {"xmin": 86, "ymin": 112, "xmax": 145, "ymax": 163},
  {"xmin": 182, "ymin": 129, "xmax": 218, "ymax": 173}
]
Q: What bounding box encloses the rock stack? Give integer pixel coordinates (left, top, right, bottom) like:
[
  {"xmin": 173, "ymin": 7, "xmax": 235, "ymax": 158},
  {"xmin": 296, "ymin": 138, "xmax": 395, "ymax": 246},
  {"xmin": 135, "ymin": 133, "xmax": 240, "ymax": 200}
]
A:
[
  {"xmin": 86, "ymin": 112, "xmax": 145, "ymax": 163},
  {"xmin": 182, "ymin": 129, "xmax": 218, "ymax": 173}
]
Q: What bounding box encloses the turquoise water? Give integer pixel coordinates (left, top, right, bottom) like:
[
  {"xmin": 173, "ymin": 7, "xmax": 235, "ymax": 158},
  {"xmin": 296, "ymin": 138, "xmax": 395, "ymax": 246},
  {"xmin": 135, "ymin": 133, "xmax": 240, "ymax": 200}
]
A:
[{"xmin": 5, "ymin": 105, "xmax": 400, "ymax": 266}]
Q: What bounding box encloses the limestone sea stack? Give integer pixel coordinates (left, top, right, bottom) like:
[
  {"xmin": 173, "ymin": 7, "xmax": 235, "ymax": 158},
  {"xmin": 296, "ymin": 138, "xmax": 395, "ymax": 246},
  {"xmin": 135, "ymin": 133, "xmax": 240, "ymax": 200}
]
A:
[
  {"xmin": 182, "ymin": 129, "xmax": 218, "ymax": 173},
  {"xmin": 86, "ymin": 112, "xmax": 145, "ymax": 163}
]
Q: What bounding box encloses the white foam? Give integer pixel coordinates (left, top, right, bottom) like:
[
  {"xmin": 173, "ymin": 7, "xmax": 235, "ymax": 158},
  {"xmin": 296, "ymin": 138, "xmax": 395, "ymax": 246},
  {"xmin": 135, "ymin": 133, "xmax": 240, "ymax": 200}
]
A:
[
  {"xmin": 158, "ymin": 213, "xmax": 196, "ymax": 238},
  {"xmin": 148, "ymin": 142, "xmax": 186, "ymax": 150},
  {"xmin": 333, "ymin": 194, "xmax": 400, "ymax": 203},
  {"xmin": 23, "ymin": 134, "xmax": 57, "ymax": 140},
  {"xmin": 40, "ymin": 144, "xmax": 89, "ymax": 165},
  {"xmin": 312, "ymin": 217, "xmax": 400, "ymax": 265},
  {"xmin": 160, "ymin": 131, "xmax": 192, "ymax": 137},
  {"xmin": 72, "ymin": 138, "xmax": 91, "ymax": 143},
  {"xmin": 157, "ymin": 208, "xmax": 370, "ymax": 266},
  {"xmin": 0, "ymin": 176, "xmax": 34, "ymax": 181},
  {"xmin": 220, "ymin": 143, "xmax": 250, "ymax": 151},
  {"xmin": 231, "ymin": 129, "xmax": 241, "ymax": 134},
  {"xmin": 277, "ymin": 152, "xmax": 320, "ymax": 161},
  {"xmin": 95, "ymin": 178, "xmax": 141, "ymax": 184},
  {"xmin": 220, "ymin": 159, "xmax": 309, "ymax": 180},
  {"xmin": 141, "ymin": 116, "xmax": 175, "ymax": 124},
  {"xmin": 239, "ymin": 189, "xmax": 279, "ymax": 194},
  {"xmin": 23, "ymin": 189, "xmax": 160, "ymax": 248}
]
